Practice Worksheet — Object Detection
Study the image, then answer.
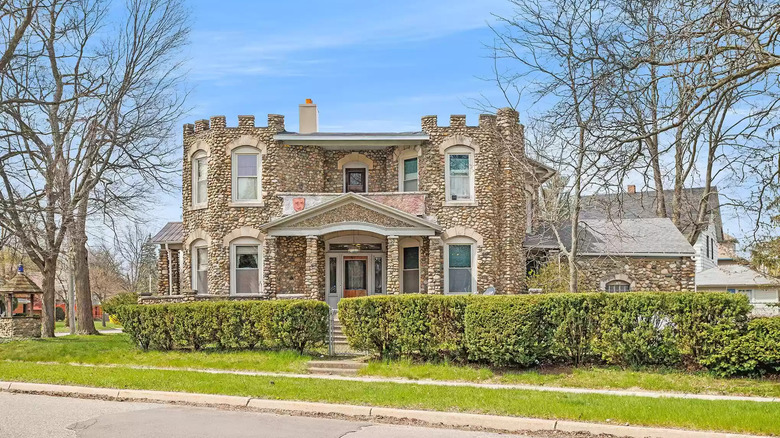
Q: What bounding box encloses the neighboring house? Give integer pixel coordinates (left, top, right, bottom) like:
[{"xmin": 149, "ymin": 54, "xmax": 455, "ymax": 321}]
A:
[
  {"xmin": 525, "ymin": 217, "xmax": 697, "ymax": 291},
  {"xmin": 696, "ymin": 264, "xmax": 780, "ymax": 316},
  {"xmin": 150, "ymin": 101, "xmax": 554, "ymax": 307}
]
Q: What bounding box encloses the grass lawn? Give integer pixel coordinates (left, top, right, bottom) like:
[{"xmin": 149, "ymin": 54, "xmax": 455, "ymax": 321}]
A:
[
  {"xmin": 0, "ymin": 334, "xmax": 310, "ymax": 373},
  {"xmin": 54, "ymin": 321, "xmax": 122, "ymax": 333},
  {"xmin": 361, "ymin": 360, "xmax": 780, "ymax": 399},
  {"xmin": 0, "ymin": 361, "xmax": 778, "ymax": 435}
]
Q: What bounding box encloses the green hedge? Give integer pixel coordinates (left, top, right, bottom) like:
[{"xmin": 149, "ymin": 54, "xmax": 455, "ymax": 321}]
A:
[
  {"xmin": 339, "ymin": 292, "xmax": 765, "ymax": 375},
  {"xmin": 114, "ymin": 300, "xmax": 328, "ymax": 353},
  {"xmin": 699, "ymin": 317, "xmax": 780, "ymax": 377}
]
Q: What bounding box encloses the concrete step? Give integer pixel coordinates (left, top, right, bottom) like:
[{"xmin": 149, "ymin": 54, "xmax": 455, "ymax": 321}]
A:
[
  {"xmin": 308, "ymin": 367, "xmax": 359, "ymax": 376},
  {"xmin": 308, "ymin": 360, "xmax": 365, "ymax": 370}
]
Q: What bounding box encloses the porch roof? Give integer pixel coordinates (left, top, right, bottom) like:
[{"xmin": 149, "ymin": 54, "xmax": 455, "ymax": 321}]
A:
[
  {"xmin": 260, "ymin": 193, "xmax": 441, "ymax": 237},
  {"xmin": 151, "ymin": 222, "xmax": 184, "ymax": 244}
]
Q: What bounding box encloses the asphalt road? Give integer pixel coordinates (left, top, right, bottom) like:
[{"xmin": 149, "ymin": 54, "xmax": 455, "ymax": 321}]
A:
[{"xmin": 0, "ymin": 392, "xmax": 538, "ymax": 438}]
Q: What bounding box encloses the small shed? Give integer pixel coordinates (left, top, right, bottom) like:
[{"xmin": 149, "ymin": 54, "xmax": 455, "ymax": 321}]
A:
[{"xmin": 0, "ymin": 265, "xmax": 42, "ymax": 338}]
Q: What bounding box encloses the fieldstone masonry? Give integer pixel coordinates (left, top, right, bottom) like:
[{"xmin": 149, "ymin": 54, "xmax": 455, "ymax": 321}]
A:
[
  {"xmin": 0, "ymin": 317, "xmax": 40, "ymax": 338},
  {"xmin": 386, "ymin": 236, "xmax": 400, "ymax": 294}
]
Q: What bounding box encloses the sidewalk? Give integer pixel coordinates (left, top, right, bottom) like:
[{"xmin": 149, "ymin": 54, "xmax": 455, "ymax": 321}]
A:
[
  {"xmin": 0, "ymin": 381, "xmax": 767, "ymax": 438},
  {"xmin": 27, "ymin": 360, "xmax": 780, "ymax": 404}
]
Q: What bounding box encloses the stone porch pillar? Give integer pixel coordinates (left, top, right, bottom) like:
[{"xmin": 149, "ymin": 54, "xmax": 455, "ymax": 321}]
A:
[
  {"xmin": 427, "ymin": 236, "xmax": 443, "ymax": 294},
  {"xmin": 304, "ymin": 236, "xmax": 321, "ymax": 299},
  {"xmin": 169, "ymin": 249, "xmax": 180, "ymax": 295},
  {"xmin": 386, "ymin": 236, "xmax": 400, "ymax": 294},
  {"xmin": 157, "ymin": 247, "xmax": 169, "ymax": 295},
  {"xmin": 263, "ymin": 236, "xmax": 277, "ymax": 297}
]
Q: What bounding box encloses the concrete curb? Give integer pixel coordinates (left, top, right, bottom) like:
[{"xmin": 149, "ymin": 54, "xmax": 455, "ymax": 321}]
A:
[{"xmin": 0, "ymin": 381, "xmax": 767, "ymax": 438}]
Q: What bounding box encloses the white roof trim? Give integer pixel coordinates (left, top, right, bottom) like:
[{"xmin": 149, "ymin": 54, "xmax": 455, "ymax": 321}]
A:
[{"xmin": 260, "ymin": 192, "xmax": 440, "ymax": 235}]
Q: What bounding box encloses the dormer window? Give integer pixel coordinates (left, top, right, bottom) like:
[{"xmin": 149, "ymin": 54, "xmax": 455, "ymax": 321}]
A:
[{"xmin": 232, "ymin": 146, "xmax": 261, "ymax": 203}]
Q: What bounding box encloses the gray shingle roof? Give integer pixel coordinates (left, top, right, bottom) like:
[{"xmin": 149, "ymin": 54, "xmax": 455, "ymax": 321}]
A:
[
  {"xmin": 151, "ymin": 222, "xmax": 183, "ymax": 244},
  {"xmin": 580, "ymin": 187, "xmax": 723, "ymax": 242},
  {"xmin": 525, "ymin": 218, "xmax": 695, "ymax": 256},
  {"xmin": 697, "ymin": 265, "xmax": 780, "ymax": 288}
]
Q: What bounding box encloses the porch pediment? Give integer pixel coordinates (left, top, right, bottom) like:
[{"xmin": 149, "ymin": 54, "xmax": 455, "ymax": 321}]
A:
[{"xmin": 261, "ymin": 193, "xmax": 440, "ymax": 236}]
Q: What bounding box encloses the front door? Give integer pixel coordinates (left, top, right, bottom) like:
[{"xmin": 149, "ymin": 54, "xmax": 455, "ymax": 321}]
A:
[{"xmin": 343, "ymin": 256, "xmax": 368, "ymax": 298}]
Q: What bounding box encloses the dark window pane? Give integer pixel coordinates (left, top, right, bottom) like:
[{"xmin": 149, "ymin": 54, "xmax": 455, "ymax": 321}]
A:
[
  {"xmin": 449, "ymin": 269, "xmax": 472, "ymax": 293},
  {"xmin": 404, "ymin": 158, "xmax": 418, "ymax": 176},
  {"xmin": 403, "ymin": 270, "xmax": 419, "ymax": 293},
  {"xmin": 449, "ymin": 245, "xmax": 471, "ymax": 268},
  {"xmin": 374, "ymin": 257, "xmax": 383, "ymax": 294},
  {"xmin": 236, "ymin": 246, "xmax": 258, "ymax": 268},
  {"xmin": 403, "ymin": 247, "xmax": 419, "ymax": 269},
  {"xmin": 329, "ymin": 257, "xmax": 337, "ymax": 295}
]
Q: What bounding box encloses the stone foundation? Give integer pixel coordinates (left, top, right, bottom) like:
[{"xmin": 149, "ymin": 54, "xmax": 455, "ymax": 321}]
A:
[{"xmin": 0, "ymin": 317, "xmax": 40, "ymax": 338}]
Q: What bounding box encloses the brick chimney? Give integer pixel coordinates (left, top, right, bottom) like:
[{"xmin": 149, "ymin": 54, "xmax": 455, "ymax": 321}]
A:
[
  {"xmin": 299, "ymin": 98, "xmax": 318, "ymax": 133},
  {"xmin": 628, "ymin": 185, "xmax": 636, "ymax": 194}
]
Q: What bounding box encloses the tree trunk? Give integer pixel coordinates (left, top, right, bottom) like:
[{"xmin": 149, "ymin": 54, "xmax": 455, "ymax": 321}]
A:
[
  {"xmin": 72, "ymin": 199, "xmax": 98, "ymax": 335},
  {"xmin": 40, "ymin": 258, "xmax": 57, "ymax": 337}
]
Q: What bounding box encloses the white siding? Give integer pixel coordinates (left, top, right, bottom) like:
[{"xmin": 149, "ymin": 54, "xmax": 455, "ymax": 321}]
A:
[{"xmin": 693, "ymin": 223, "xmax": 718, "ymax": 273}]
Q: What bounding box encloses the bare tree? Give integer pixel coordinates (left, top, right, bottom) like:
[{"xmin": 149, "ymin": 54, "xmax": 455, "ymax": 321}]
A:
[
  {"xmin": 490, "ymin": 0, "xmax": 623, "ymax": 291},
  {"xmin": 0, "ymin": 0, "xmax": 188, "ymax": 336},
  {"xmin": 114, "ymin": 222, "xmax": 157, "ymax": 293}
]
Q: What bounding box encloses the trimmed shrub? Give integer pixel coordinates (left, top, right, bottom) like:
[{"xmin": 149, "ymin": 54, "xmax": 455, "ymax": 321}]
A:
[
  {"xmin": 338, "ymin": 295, "xmax": 471, "ymax": 360},
  {"xmin": 699, "ymin": 317, "xmax": 780, "ymax": 377},
  {"xmin": 55, "ymin": 306, "xmax": 66, "ymax": 321},
  {"xmin": 339, "ymin": 292, "xmax": 755, "ymax": 372},
  {"xmin": 102, "ymin": 292, "xmax": 138, "ymax": 316},
  {"xmin": 114, "ymin": 300, "xmax": 328, "ymax": 353}
]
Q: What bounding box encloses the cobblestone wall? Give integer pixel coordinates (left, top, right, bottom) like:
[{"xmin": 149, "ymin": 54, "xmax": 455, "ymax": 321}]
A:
[
  {"xmin": 577, "ymin": 256, "xmax": 696, "ymax": 291},
  {"xmin": 0, "ymin": 317, "xmax": 40, "ymax": 338}
]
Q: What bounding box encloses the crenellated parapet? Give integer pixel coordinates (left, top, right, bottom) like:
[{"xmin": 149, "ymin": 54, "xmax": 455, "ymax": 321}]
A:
[{"xmin": 183, "ymin": 114, "xmax": 286, "ymax": 136}]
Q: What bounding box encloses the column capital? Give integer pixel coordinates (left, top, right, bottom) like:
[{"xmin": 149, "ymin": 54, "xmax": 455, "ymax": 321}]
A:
[
  {"xmin": 386, "ymin": 235, "xmax": 399, "ymax": 240},
  {"xmin": 306, "ymin": 235, "xmax": 319, "ymax": 240}
]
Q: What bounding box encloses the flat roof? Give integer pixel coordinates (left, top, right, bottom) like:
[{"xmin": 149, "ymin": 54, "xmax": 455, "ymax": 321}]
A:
[{"xmin": 274, "ymin": 132, "xmax": 429, "ymax": 147}]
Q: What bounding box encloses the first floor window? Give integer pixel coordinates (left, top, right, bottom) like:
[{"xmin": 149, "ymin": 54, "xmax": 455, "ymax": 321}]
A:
[
  {"xmin": 195, "ymin": 247, "xmax": 208, "ymax": 294},
  {"xmin": 402, "ymin": 247, "xmax": 420, "ymax": 293},
  {"xmin": 234, "ymin": 245, "xmax": 260, "ymax": 294},
  {"xmin": 374, "ymin": 256, "xmax": 384, "ymax": 294},
  {"xmin": 447, "ymin": 244, "xmax": 473, "ymax": 293},
  {"xmin": 605, "ymin": 280, "xmax": 630, "ymax": 293}
]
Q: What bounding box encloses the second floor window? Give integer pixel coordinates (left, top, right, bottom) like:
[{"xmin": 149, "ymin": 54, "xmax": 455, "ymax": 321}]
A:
[
  {"xmin": 232, "ymin": 147, "xmax": 261, "ymax": 202},
  {"xmin": 447, "ymin": 153, "xmax": 471, "ymax": 201},
  {"xmin": 192, "ymin": 153, "xmax": 207, "ymax": 206},
  {"xmin": 345, "ymin": 168, "xmax": 367, "ymax": 193},
  {"xmin": 402, "ymin": 157, "xmax": 418, "ymax": 191}
]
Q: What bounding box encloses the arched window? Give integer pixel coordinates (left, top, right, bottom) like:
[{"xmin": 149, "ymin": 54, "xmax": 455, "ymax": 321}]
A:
[
  {"xmin": 399, "ymin": 237, "xmax": 421, "ymax": 293},
  {"xmin": 192, "ymin": 151, "xmax": 208, "ymax": 207},
  {"xmin": 191, "ymin": 239, "xmax": 208, "ymax": 295},
  {"xmin": 397, "ymin": 149, "xmax": 420, "ymax": 192},
  {"xmin": 230, "ymin": 237, "xmax": 263, "ymax": 295},
  {"xmin": 605, "ymin": 280, "xmax": 630, "ymax": 293},
  {"xmin": 231, "ymin": 146, "xmax": 262, "ymax": 203},
  {"xmin": 343, "ymin": 161, "xmax": 368, "ymax": 193},
  {"xmin": 444, "ymin": 145, "xmax": 475, "ymax": 203},
  {"xmin": 444, "ymin": 236, "xmax": 477, "ymax": 294}
]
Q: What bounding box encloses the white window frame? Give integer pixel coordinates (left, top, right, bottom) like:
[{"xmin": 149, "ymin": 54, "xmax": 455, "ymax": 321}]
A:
[
  {"xmin": 399, "ymin": 237, "xmax": 421, "ymax": 293},
  {"xmin": 397, "ymin": 149, "xmax": 420, "ymax": 192},
  {"xmin": 191, "ymin": 239, "xmax": 208, "ymax": 295},
  {"xmin": 192, "ymin": 152, "xmax": 208, "ymax": 208},
  {"xmin": 444, "ymin": 236, "xmax": 477, "ymax": 294},
  {"xmin": 229, "ymin": 237, "xmax": 263, "ymax": 295},
  {"xmin": 444, "ymin": 145, "xmax": 475, "ymax": 205},
  {"xmin": 231, "ymin": 146, "xmax": 262, "ymax": 204},
  {"xmin": 605, "ymin": 280, "xmax": 631, "ymax": 293}
]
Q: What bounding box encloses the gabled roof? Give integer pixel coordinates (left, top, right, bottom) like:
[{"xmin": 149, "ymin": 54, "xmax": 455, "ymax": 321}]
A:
[
  {"xmin": 697, "ymin": 264, "xmax": 780, "ymax": 288},
  {"xmin": 151, "ymin": 222, "xmax": 184, "ymax": 244},
  {"xmin": 580, "ymin": 187, "xmax": 723, "ymax": 242},
  {"xmin": 525, "ymin": 217, "xmax": 695, "ymax": 257},
  {"xmin": 260, "ymin": 192, "xmax": 440, "ymax": 236}
]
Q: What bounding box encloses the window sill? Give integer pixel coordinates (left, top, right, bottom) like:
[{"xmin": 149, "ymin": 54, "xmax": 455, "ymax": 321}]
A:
[
  {"xmin": 443, "ymin": 201, "xmax": 478, "ymax": 207},
  {"xmin": 190, "ymin": 204, "xmax": 208, "ymax": 211},
  {"xmin": 230, "ymin": 201, "xmax": 264, "ymax": 208}
]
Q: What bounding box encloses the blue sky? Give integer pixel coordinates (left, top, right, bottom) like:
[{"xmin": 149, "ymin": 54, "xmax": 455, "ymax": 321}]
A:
[
  {"xmin": 148, "ymin": 0, "xmax": 516, "ymax": 227},
  {"xmin": 139, "ymin": 0, "xmax": 758, "ymax": 249}
]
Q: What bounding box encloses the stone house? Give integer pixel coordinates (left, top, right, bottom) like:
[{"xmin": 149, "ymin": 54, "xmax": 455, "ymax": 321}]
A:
[{"xmin": 149, "ymin": 101, "xmax": 555, "ymax": 307}]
